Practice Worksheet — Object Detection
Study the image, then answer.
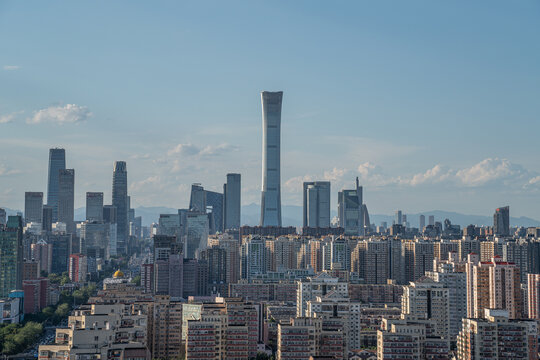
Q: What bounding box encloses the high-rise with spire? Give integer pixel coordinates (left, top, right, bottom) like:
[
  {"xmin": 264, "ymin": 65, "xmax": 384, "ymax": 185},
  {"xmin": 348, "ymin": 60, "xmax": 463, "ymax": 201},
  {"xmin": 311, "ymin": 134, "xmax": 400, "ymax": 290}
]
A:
[
  {"xmin": 46, "ymin": 148, "xmax": 66, "ymax": 222},
  {"xmin": 260, "ymin": 91, "xmax": 283, "ymax": 227},
  {"xmin": 112, "ymin": 161, "xmax": 128, "ymax": 255}
]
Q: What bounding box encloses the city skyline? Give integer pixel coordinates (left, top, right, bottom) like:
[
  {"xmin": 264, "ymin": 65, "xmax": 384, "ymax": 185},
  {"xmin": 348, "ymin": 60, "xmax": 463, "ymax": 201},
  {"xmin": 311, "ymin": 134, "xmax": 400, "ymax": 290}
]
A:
[{"xmin": 1, "ymin": 1, "xmax": 540, "ymax": 218}]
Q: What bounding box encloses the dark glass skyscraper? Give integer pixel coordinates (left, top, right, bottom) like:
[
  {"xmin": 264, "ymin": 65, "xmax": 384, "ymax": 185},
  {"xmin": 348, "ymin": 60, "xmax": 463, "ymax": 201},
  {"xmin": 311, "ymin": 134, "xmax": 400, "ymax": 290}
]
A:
[
  {"xmin": 260, "ymin": 91, "xmax": 283, "ymax": 227},
  {"xmin": 223, "ymin": 173, "xmax": 241, "ymax": 231},
  {"xmin": 302, "ymin": 181, "xmax": 330, "ymax": 228},
  {"xmin": 494, "ymin": 206, "xmax": 510, "ymax": 236},
  {"xmin": 0, "ymin": 216, "xmax": 23, "ymax": 297},
  {"xmin": 112, "ymin": 161, "xmax": 128, "ymax": 255},
  {"xmin": 58, "ymin": 169, "xmax": 75, "ymax": 234},
  {"xmin": 46, "ymin": 148, "xmax": 66, "ymax": 222}
]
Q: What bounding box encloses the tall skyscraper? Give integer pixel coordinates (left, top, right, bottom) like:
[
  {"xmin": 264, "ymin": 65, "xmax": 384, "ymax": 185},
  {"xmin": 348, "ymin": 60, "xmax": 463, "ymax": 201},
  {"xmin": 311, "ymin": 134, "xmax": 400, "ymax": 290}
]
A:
[
  {"xmin": 419, "ymin": 214, "xmax": 425, "ymax": 230},
  {"xmin": 429, "ymin": 215, "xmax": 435, "ymax": 226},
  {"xmin": 46, "ymin": 148, "xmax": 66, "ymax": 222},
  {"xmin": 337, "ymin": 177, "xmax": 364, "ymax": 235},
  {"xmin": 86, "ymin": 192, "xmax": 104, "ymax": 222},
  {"xmin": 302, "ymin": 181, "xmax": 330, "ymax": 228},
  {"xmin": 394, "ymin": 210, "xmax": 402, "ymax": 225},
  {"xmin": 493, "ymin": 206, "xmax": 510, "ymax": 236},
  {"xmin": 42, "ymin": 205, "xmax": 53, "ymax": 232},
  {"xmin": 223, "ymin": 173, "xmax": 241, "ymax": 231},
  {"xmin": 112, "ymin": 161, "xmax": 128, "ymax": 255},
  {"xmin": 103, "ymin": 205, "xmax": 117, "ymax": 256},
  {"xmin": 58, "ymin": 169, "xmax": 75, "ymax": 234},
  {"xmin": 0, "ymin": 216, "xmax": 23, "ymax": 297},
  {"xmin": 205, "ymin": 190, "xmax": 223, "ymax": 234},
  {"xmin": 24, "ymin": 192, "xmax": 43, "ymax": 224},
  {"xmin": 189, "ymin": 184, "xmax": 206, "ymax": 213},
  {"xmin": 260, "ymin": 91, "xmax": 283, "ymax": 227}
]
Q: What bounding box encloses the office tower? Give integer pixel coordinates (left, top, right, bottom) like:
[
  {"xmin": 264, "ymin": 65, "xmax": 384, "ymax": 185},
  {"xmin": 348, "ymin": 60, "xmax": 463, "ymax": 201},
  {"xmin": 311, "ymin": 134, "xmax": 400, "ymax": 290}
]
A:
[
  {"xmin": 388, "ymin": 238, "xmax": 404, "ymax": 284},
  {"xmin": 205, "ymin": 190, "xmax": 223, "ymax": 234},
  {"xmin": 394, "ymin": 210, "xmax": 402, "ymax": 225},
  {"xmin": 362, "ymin": 204, "xmax": 370, "ymax": 233},
  {"xmin": 24, "ymin": 192, "xmax": 43, "ymax": 224},
  {"xmin": 103, "ymin": 205, "xmax": 118, "ymax": 256},
  {"xmin": 260, "ymin": 91, "xmax": 283, "ymax": 227},
  {"xmin": 200, "ymin": 246, "xmax": 227, "ymax": 294},
  {"xmin": 428, "ymin": 215, "xmax": 435, "ymax": 226},
  {"xmin": 80, "ymin": 222, "xmax": 111, "ymax": 259},
  {"xmin": 493, "ymin": 206, "xmax": 510, "ymax": 236},
  {"xmin": 419, "ymin": 214, "xmax": 425, "ymax": 230},
  {"xmin": 184, "ymin": 213, "xmax": 209, "ymax": 259},
  {"xmin": 503, "ymin": 240, "xmax": 529, "ymax": 283},
  {"xmin": 86, "ymin": 192, "xmax": 103, "ymax": 222},
  {"xmin": 223, "ymin": 173, "xmax": 241, "ymax": 231},
  {"xmin": 0, "ymin": 216, "xmax": 23, "ymax": 297},
  {"xmin": 337, "ymin": 177, "xmax": 364, "ymax": 235},
  {"xmin": 302, "ymin": 181, "xmax": 330, "ymax": 228},
  {"xmin": 182, "ymin": 258, "xmax": 208, "ymax": 297},
  {"xmin": 112, "ymin": 161, "xmax": 128, "ymax": 255},
  {"xmin": 42, "ymin": 205, "xmax": 53, "ymax": 232},
  {"xmin": 189, "ymin": 184, "xmax": 205, "ymax": 213},
  {"xmin": 527, "ymin": 274, "xmax": 540, "ymax": 320},
  {"xmin": 46, "ymin": 148, "xmax": 66, "ymax": 222},
  {"xmin": 402, "ymin": 278, "xmax": 450, "ymax": 339},
  {"xmin": 457, "ymin": 309, "xmax": 538, "ymax": 360},
  {"xmin": 466, "ymin": 256, "xmax": 522, "ymax": 319},
  {"xmin": 31, "ymin": 239, "xmax": 52, "ymax": 275},
  {"xmin": 0, "ymin": 208, "xmax": 6, "ymax": 226},
  {"xmin": 153, "ymin": 235, "xmax": 183, "ymax": 297},
  {"xmin": 158, "ymin": 214, "xmax": 181, "ymax": 237},
  {"xmin": 352, "ymin": 240, "xmax": 389, "ymax": 284},
  {"xmin": 58, "ymin": 169, "xmax": 75, "ymax": 234},
  {"xmin": 48, "ymin": 233, "xmax": 72, "ymax": 274},
  {"xmin": 427, "ymin": 259, "xmax": 467, "ymax": 338}
]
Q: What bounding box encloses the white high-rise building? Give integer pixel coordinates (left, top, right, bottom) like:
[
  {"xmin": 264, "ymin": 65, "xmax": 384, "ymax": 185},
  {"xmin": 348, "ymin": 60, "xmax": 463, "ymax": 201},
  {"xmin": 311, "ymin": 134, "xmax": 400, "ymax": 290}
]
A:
[{"xmin": 260, "ymin": 91, "xmax": 283, "ymax": 227}]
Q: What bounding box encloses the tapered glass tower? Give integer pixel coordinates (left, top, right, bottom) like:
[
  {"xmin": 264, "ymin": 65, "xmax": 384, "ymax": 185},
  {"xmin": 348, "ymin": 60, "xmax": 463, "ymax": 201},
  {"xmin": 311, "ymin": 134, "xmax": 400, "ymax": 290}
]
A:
[
  {"xmin": 260, "ymin": 91, "xmax": 283, "ymax": 227},
  {"xmin": 46, "ymin": 148, "xmax": 66, "ymax": 222}
]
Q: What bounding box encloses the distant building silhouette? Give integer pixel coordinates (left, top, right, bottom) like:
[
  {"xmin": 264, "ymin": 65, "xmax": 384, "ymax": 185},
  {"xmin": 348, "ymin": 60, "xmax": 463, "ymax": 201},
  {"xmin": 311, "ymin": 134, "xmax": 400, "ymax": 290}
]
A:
[{"xmin": 303, "ymin": 181, "xmax": 330, "ymax": 228}]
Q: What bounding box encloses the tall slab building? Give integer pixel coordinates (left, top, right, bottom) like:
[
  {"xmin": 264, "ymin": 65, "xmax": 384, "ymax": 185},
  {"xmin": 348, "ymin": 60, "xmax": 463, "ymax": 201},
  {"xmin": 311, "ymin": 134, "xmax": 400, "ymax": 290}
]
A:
[
  {"xmin": 25, "ymin": 192, "xmax": 44, "ymax": 224},
  {"xmin": 303, "ymin": 181, "xmax": 330, "ymax": 228},
  {"xmin": 58, "ymin": 169, "xmax": 75, "ymax": 234},
  {"xmin": 46, "ymin": 148, "xmax": 66, "ymax": 222},
  {"xmin": 337, "ymin": 177, "xmax": 364, "ymax": 236},
  {"xmin": 260, "ymin": 91, "xmax": 283, "ymax": 227},
  {"xmin": 112, "ymin": 161, "xmax": 128, "ymax": 255},
  {"xmin": 223, "ymin": 173, "xmax": 241, "ymax": 230}
]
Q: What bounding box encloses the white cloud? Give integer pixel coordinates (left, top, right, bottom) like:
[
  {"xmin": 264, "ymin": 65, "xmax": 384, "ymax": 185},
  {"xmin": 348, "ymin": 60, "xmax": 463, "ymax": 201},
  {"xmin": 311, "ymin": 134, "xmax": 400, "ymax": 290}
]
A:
[
  {"xmin": 28, "ymin": 104, "xmax": 92, "ymax": 124},
  {"xmin": 406, "ymin": 164, "xmax": 451, "ymax": 186},
  {"xmin": 167, "ymin": 143, "xmax": 238, "ymax": 157},
  {"xmin": 129, "ymin": 176, "xmax": 162, "ymax": 192},
  {"xmin": 455, "ymin": 158, "xmax": 527, "ymax": 187},
  {"xmin": 3, "ymin": 65, "xmax": 20, "ymax": 71},
  {"xmin": 0, "ymin": 113, "xmax": 15, "ymax": 124}
]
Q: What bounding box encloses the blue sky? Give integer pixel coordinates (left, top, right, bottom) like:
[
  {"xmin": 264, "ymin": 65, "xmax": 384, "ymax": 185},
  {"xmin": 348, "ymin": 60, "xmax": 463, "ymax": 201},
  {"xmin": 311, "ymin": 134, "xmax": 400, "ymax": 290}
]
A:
[{"xmin": 1, "ymin": 1, "xmax": 539, "ymax": 218}]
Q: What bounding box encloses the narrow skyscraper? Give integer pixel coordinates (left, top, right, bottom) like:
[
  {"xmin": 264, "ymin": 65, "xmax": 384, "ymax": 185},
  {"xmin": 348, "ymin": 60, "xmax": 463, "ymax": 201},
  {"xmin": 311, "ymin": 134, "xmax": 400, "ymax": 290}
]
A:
[
  {"xmin": 493, "ymin": 206, "xmax": 510, "ymax": 236},
  {"xmin": 303, "ymin": 181, "xmax": 330, "ymax": 228},
  {"xmin": 223, "ymin": 173, "xmax": 241, "ymax": 231},
  {"xmin": 0, "ymin": 216, "xmax": 23, "ymax": 297},
  {"xmin": 46, "ymin": 148, "xmax": 66, "ymax": 222},
  {"xmin": 24, "ymin": 192, "xmax": 43, "ymax": 224},
  {"xmin": 337, "ymin": 177, "xmax": 364, "ymax": 235},
  {"xmin": 112, "ymin": 161, "xmax": 128, "ymax": 255},
  {"xmin": 260, "ymin": 91, "xmax": 283, "ymax": 227},
  {"xmin": 58, "ymin": 169, "xmax": 75, "ymax": 234}
]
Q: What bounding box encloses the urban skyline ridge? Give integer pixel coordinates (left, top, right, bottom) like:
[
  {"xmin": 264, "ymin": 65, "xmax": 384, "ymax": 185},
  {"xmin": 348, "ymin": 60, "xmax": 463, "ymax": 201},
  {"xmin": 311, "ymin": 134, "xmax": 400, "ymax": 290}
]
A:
[{"xmin": 3, "ymin": 145, "xmax": 540, "ymax": 228}]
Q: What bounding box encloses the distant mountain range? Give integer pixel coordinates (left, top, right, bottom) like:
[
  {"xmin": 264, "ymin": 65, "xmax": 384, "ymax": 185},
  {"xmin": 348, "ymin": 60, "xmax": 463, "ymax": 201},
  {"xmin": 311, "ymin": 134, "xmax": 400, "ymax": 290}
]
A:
[{"xmin": 4, "ymin": 204, "xmax": 540, "ymax": 229}]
